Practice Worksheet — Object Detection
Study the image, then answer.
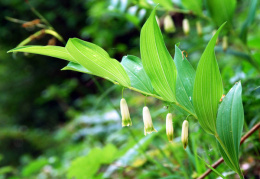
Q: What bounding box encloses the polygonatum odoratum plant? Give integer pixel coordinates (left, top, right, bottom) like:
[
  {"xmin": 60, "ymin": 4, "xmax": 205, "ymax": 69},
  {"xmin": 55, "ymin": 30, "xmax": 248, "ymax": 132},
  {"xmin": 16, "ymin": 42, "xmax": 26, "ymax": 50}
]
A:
[{"xmin": 8, "ymin": 7, "xmax": 245, "ymax": 178}]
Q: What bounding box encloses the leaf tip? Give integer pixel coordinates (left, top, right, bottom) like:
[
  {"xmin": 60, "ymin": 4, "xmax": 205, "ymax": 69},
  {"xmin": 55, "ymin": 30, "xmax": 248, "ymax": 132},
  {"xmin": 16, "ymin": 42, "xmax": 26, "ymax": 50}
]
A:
[{"xmin": 175, "ymin": 42, "xmax": 181, "ymax": 47}]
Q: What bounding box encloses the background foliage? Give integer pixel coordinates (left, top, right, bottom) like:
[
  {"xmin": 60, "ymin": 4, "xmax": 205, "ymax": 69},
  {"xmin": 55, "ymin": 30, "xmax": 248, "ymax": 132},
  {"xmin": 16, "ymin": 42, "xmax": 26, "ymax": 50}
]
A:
[{"xmin": 0, "ymin": 0, "xmax": 259, "ymax": 178}]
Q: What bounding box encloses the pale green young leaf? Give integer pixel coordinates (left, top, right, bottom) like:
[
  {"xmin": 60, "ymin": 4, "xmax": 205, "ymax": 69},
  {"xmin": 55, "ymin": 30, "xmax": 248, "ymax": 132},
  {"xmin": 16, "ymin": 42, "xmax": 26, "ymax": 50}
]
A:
[
  {"xmin": 121, "ymin": 55, "xmax": 154, "ymax": 94},
  {"xmin": 62, "ymin": 62, "xmax": 116, "ymax": 83},
  {"xmin": 216, "ymin": 82, "xmax": 244, "ymax": 177},
  {"xmin": 65, "ymin": 38, "xmax": 130, "ymax": 87},
  {"xmin": 174, "ymin": 46, "xmax": 196, "ymax": 116},
  {"xmin": 140, "ymin": 7, "xmax": 177, "ymax": 102},
  {"xmin": 193, "ymin": 23, "xmax": 226, "ymax": 135},
  {"xmin": 61, "ymin": 62, "xmax": 93, "ymax": 74},
  {"xmin": 206, "ymin": 0, "xmax": 236, "ymax": 27},
  {"xmin": 8, "ymin": 46, "xmax": 78, "ymax": 63}
]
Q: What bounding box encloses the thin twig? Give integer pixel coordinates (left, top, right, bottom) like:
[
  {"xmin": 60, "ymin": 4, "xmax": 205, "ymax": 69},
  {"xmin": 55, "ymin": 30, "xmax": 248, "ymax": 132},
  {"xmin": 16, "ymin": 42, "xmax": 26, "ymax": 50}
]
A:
[{"xmin": 197, "ymin": 122, "xmax": 260, "ymax": 179}]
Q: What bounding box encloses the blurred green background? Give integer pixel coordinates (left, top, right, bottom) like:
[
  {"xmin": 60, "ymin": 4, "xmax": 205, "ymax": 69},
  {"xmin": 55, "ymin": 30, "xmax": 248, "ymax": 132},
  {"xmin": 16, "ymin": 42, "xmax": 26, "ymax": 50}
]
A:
[{"xmin": 0, "ymin": 0, "xmax": 259, "ymax": 178}]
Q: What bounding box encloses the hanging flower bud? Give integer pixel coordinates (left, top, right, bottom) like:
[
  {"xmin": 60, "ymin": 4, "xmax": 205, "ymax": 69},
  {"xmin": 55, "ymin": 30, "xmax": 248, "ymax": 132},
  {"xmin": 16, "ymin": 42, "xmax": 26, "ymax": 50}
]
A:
[
  {"xmin": 222, "ymin": 36, "xmax": 228, "ymax": 51},
  {"xmin": 182, "ymin": 18, "xmax": 190, "ymax": 36},
  {"xmin": 212, "ymin": 30, "xmax": 219, "ymax": 44},
  {"xmin": 166, "ymin": 113, "xmax": 174, "ymax": 142},
  {"xmin": 164, "ymin": 15, "xmax": 176, "ymax": 33},
  {"xmin": 120, "ymin": 98, "xmax": 132, "ymax": 127},
  {"xmin": 143, "ymin": 106, "xmax": 157, "ymax": 135},
  {"xmin": 181, "ymin": 120, "xmax": 189, "ymax": 149},
  {"xmin": 196, "ymin": 21, "xmax": 202, "ymax": 36}
]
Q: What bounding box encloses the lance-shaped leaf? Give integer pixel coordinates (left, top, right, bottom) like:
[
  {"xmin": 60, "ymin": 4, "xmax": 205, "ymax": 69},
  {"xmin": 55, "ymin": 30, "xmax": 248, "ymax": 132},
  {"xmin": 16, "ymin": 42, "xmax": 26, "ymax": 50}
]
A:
[
  {"xmin": 61, "ymin": 62, "xmax": 116, "ymax": 83},
  {"xmin": 193, "ymin": 23, "xmax": 225, "ymax": 135},
  {"xmin": 65, "ymin": 38, "xmax": 130, "ymax": 87},
  {"xmin": 8, "ymin": 46, "xmax": 78, "ymax": 63},
  {"xmin": 174, "ymin": 46, "xmax": 196, "ymax": 116},
  {"xmin": 121, "ymin": 55, "xmax": 154, "ymax": 94},
  {"xmin": 140, "ymin": 7, "xmax": 177, "ymax": 102},
  {"xmin": 216, "ymin": 82, "xmax": 244, "ymax": 177},
  {"xmin": 61, "ymin": 62, "xmax": 93, "ymax": 74}
]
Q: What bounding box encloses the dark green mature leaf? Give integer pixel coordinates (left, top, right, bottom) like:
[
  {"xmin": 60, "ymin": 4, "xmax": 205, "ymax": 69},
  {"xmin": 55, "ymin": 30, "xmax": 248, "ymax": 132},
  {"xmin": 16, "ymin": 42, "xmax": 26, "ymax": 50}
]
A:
[
  {"xmin": 140, "ymin": 7, "xmax": 177, "ymax": 102},
  {"xmin": 216, "ymin": 82, "xmax": 244, "ymax": 177},
  {"xmin": 181, "ymin": 0, "xmax": 202, "ymax": 16},
  {"xmin": 206, "ymin": 0, "xmax": 236, "ymax": 27},
  {"xmin": 240, "ymin": 0, "xmax": 257, "ymax": 43},
  {"xmin": 121, "ymin": 55, "xmax": 154, "ymax": 94},
  {"xmin": 174, "ymin": 46, "xmax": 196, "ymax": 116},
  {"xmin": 65, "ymin": 38, "xmax": 130, "ymax": 87},
  {"xmin": 193, "ymin": 23, "xmax": 225, "ymax": 135},
  {"xmin": 8, "ymin": 46, "xmax": 78, "ymax": 63}
]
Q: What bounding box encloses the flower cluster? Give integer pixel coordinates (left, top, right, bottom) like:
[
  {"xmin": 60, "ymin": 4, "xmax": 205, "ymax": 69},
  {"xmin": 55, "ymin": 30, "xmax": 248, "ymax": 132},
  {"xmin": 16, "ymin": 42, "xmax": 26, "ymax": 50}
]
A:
[{"xmin": 120, "ymin": 98, "xmax": 190, "ymax": 149}]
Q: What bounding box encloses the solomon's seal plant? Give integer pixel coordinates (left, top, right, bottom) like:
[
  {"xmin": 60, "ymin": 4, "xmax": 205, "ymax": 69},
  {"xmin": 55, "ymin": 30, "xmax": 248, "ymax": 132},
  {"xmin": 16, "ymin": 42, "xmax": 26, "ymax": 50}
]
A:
[{"xmin": 8, "ymin": 6, "xmax": 245, "ymax": 178}]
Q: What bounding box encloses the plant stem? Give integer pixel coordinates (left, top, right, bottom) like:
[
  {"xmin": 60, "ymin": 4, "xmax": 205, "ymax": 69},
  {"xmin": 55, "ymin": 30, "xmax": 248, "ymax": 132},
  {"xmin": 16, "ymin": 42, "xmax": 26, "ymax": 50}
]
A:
[
  {"xmin": 197, "ymin": 122, "xmax": 260, "ymax": 179},
  {"xmin": 127, "ymin": 86, "xmax": 197, "ymax": 118}
]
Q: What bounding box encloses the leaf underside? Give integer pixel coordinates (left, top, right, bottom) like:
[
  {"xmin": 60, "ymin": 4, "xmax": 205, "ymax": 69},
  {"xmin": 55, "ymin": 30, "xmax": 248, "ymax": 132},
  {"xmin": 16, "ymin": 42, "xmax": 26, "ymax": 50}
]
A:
[
  {"xmin": 65, "ymin": 38, "xmax": 131, "ymax": 87},
  {"xmin": 121, "ymin": 55, "xmax": 154, "ymax": 94},
  {"xmin": 174, "ymin": 45, "xmax": 196, "ymax": 116},
  {"xmin": 216, "ymin": 82, "xmax": 244, "ymax": 177},
  {"xmin": 193, "ymin": 23, "xmax": 226, "ymax": 135}
]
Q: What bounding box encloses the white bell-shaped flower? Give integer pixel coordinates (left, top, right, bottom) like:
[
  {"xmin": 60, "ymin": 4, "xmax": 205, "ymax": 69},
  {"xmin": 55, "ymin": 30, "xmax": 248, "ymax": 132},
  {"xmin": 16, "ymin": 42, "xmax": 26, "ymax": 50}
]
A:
[
  {"xmin": 143, "ymin": 106, "xmax": 157, "ymax": 135},
  {"xmin": 166, "ymin": 113, "xmax": 174, "ymax": 142},
  {"xmin": 196, "ymin": 21, "xmax": 202, "ymax": 36},
  {"xmin": 181, "ymin": 120, "xmax": 189, "ymax": 149},
  {"xmin": 222, "ymin": 36, "xmax": 228, "ymax": 51},
  {"xmin": 164, "ymin": 15, "xmax": 176, "ymax": 33},
  {"xmin": 120, "ymin": 98, "xmax": 132, "ymax": 127},
  {"xmin": 182, "ymin": 18, "xmax": 190, "ymax": 35}
]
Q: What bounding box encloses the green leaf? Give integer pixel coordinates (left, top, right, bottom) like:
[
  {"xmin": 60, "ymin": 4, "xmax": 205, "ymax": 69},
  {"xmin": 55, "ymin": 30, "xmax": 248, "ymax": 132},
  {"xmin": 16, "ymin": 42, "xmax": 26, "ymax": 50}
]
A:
[
  {"xmin": 65, "ymin": 38, "xmax": 130, "ymax": 87},
  {"xmin": 206, "ymin": 0, "xmax": 236, "ymax": 27},
  {"xmin": 240, "ymin": 0, "xmax": 257, "ymax": 43},
  {"xmin": 8, "ymin": 46, "xmax": 78, "ymax": 63},
  {"xmin": 174, "ymin": 46, "xmax": 196, "ymax": 116},
  {"xmin": 153, "ymin": 0, "xmax": 173, "ymax": 10},
  {"xmin": 181, "ymin": 0, "xmax": 202, "ymax": 16},
  {"xmin": 216, "ymin": 82, "xmax": 244, "ymax": 177},
  {"xmin": 140, "ymin": 7, "xmax": 177, "ymax": 102},
  {"xmin": 193, "ymin": 23, "xmax": 226, "ymax": 135},
  {"xmin": 67, "ymin": 144, "xmax": 117, "ymax": 179},
  {"xmin": 61, "ymin": 62, "xmax": 93, "ymax": 74},
  {"xmin": 22, "ymin": 158, "xmax": 48, "ymax": 177},
  {"xmin": 62, "ymin": 62, "xmax": 117, "ymax": 84},
  {"xmin": 121, "ymin": 55, "xmax": 154, "ymax": 94}
]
